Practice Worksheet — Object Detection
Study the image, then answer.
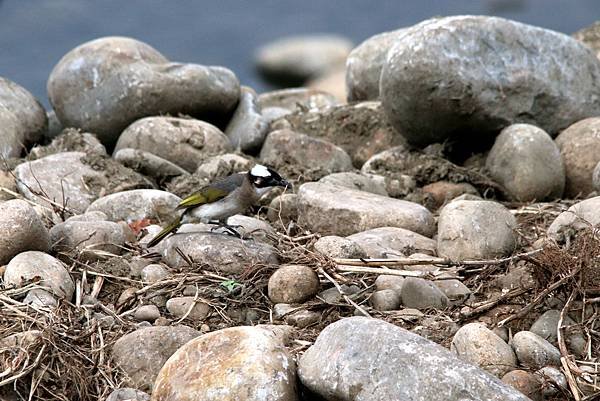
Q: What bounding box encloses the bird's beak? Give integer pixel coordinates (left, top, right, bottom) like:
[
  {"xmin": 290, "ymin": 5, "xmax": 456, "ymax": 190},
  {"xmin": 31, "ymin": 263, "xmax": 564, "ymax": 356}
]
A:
[{"xmin": 279, "ymin": 179, "xmax": 292, "ymax": 190}]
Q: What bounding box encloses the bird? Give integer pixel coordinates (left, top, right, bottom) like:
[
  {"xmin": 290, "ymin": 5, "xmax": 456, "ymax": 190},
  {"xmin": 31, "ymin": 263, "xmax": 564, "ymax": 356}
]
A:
[{"xmin": 146, "ymin": 164, "xmax": 290, "ymax": 247}]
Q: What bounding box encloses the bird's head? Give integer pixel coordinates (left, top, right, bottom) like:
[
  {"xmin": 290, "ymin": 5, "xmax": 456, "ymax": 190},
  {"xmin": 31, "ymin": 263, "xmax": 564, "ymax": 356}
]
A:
[{"xmin": 248, "ymin": 164, "xmax": 291, "ymax": 190}]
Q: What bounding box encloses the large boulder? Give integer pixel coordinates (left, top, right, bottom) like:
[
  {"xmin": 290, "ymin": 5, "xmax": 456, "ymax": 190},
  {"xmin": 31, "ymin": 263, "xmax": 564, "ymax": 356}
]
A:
[
  {"xmin": 0, "ymin": 77, "xmax": 47, "ymax": 157},
  {"xmin": 48, "ymin": 36, "xmax": 239, "ymax": 147},
  {"xmin": 380, "ymin": 16, "xmax": 600, "ymax": 147},
  {"xmin": 299, "ymin": 317, "xmax": 529, "ymax": 400},
  {"xmin": 298, "ymin": 182, "xmax": 435, "ymax": 237},
  {"xmin": 152, "ymin": 326, "xmax": 297, "ymax": 401},
  {"xmin": 114, "ymin": 116, "xmax": 232, "ymax": 173}
]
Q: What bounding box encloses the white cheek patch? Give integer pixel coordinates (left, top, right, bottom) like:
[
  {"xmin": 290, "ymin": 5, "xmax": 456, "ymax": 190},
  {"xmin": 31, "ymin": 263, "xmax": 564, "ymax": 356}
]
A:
[{"xmin": 251, "ymin": 164, "xmax": 271, "ymax": 178}]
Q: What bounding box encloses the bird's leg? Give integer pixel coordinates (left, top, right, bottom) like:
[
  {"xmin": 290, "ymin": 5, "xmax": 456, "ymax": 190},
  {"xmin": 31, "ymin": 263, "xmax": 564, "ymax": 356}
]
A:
[{"xmin": 208, "ymin": 220, "xmax": 243, "ymax": 238}]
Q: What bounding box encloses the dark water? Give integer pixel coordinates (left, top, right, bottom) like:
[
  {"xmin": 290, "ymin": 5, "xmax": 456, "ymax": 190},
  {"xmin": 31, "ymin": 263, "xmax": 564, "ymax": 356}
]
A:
[{"xmin": 0, "ymin": 0, "xmax": 598, "ymax": 107}]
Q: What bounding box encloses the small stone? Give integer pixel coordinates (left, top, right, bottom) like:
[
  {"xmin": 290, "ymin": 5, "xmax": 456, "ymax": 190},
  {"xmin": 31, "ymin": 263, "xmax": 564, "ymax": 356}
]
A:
[
  {"xmin": 134, "ymin": 305, "xmax": 161, "ymax": 322},
  {"xmin": 114, "ymin": 148, "xmax": 189, "ymax": 181},
  {"xmin": 437, "ymin": 200, "xmax": 516, "ymax": 260},
  {"xmin": 319, "ymin": 172, "xmax": 388, "ymax": 196},
  {"xmin": 111, "ymin": 325, "xmax": 200, "ymax": 391},
  {"xmin": 267, "ymin": 193, "xmax": 299, "ymax": 225},
  {"xmin": 451, "ymin": 322, "xmax": 517, "ymax": 377},
  {"xmin": 318, "ymin": 284, "xmax": 360, "ymax": 304},
  {"xmin": 370, "ymin": 289, "xmax": 401, "ymax": 311},
  {"xmin": 530, "ymin": 309, "xmax": 587, "ymax": 357},
  {"xmin": 422, "ymin": 181, "xmax": 479, "ymax": 209},
  {"xmin": 86, "ymin": 189, "xmax": 181, "ymax": 223},
  {"xmin": 105, "ymin": 388, "xmax": 150, "ymax": 401},
  {"xmin": 260, "ymin": 129, "xmax": 353, "ymax": 181},
  {"xmin": 140, "ymin": 264, "xmax": 169, "ymax": 283},
  {"xmin": 511, "ymin": 331, "xmax": 561, "ymax": 369},
  {"xmin": 194, "ymin": 153, "xmax": 254, "ymax": 182},
  {"xmin": 298, "ymin": 182, "xmax": 435, "ymax": 237},
  {"xmin": 273, "ymin": 303, "xmax": 295, "ymax": 320},
  {"xmin": 401, "ymin": 277, "xmax": 449, "ymax": 310},
  {"xmin": 556, "ymin": 117, "xmax": 600, "ymax": 197},
  {"xmin": 166, "ymin": 297, "xmax": 211, "ymax": 321},
  {"xmin": 50, "ymin": 219, "xmax": 125, "ymax": 259},
  {"xmin": 0, "ymin": 200, "xmax": 50, "ymax": 264},
  {"xmin": 94, "ymin": 312, "xmax": 115, "ymax": 329},
  {"xmin": 258, "ymin": 87, "xmax": 338, "ymax": 114},
  {"xmin": 24, "ymin": 289, "xmax": 58, "ymax": 309},
  {"xmin": 535, "ymin": 366, "xmax": 568, "ymax": 397},
  {"xmin": 117, "ymin": 288, "xmax": 137, "ymax": 309},
  {"xmin": 547, "ymin": 196, "xmax": 600, "ymax": 240},
  {"xmin": 4, "ymin": 251, "xmax": 74, "ymax": 299},
  {"xmin": 347, "ymin": 226, "xmax": 436, "ymax": 258},
  {"xmin": 501, "ymin": 370, "xmax": 543, "ymax": 401},
  {"xmin": 486, "ymin": 124, "xmax": 565, "ymax": 201},
  {"xmin": 29, "ymin": 128, "xmax": 106, "ymax": 159},
  {"xmin": 433, "ymin": 279, "xmax": 472, "ymax": 304},
  {"xmin": 0, "ymin": 170, "xmax": 17, "ymax": 201},
  {"xmin": 152, "ymin": 326, "xmax": 297, "ymax": 400},
  {"xmin": 225, "ymin": 86, "xmax": 269, "ymax": 154},
  {"xmin": 49, "ymin": 36, "xmax": 239, "ymax": 148},
  {"xmin": 224, "ymin": 214, "xmax": 275, "ymax": 242},
  {"xmin": 285, "ymin": 310, "xmax": 320, "ymax": 328},
  {"xmin": 493, "ymin": 326, "xmax": 510, "ymax": 343},
  {"xmin": 256, "ymin": 34, "xmax": 352, "ymax": 86},
  {"xmin": 268, "ymin": 265, "xmax": 320, "ymax": 304},
  {"xmin": 374, "ymin": 275, "xmax": 405, "ymax": 293},
  {"xmin": 313, "ymin": 236, "xmax": 367, "ymax": 259}
]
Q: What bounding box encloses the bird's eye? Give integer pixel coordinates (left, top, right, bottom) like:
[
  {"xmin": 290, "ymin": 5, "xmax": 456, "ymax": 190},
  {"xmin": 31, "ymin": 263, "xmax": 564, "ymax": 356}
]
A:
[{"xmin": 254, "ymin": 177, "xmax": 264, "ymax": 186}]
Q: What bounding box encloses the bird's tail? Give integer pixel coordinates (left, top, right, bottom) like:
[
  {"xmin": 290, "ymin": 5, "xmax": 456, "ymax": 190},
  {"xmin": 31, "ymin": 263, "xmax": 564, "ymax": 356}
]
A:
[{"xmin": 146, "ymin": 215, "xmax": 182, "ymax": 248}]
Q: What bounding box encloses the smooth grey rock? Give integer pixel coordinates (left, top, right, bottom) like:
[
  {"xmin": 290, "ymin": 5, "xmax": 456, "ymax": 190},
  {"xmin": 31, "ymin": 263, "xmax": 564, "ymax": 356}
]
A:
[
  {"xmin": 114, "ymin": 116, "xmax": 232, "ymax": 173},
  {"xmin": 64, "ymin": 210, "xmax": 108, "ymax": 222},
  {"xmin": 437, "ymin": 200, "xmax": 516, "ymax": 260},
  {"xmin": 223, "ymin": 214, "xmax": 275, "ymax": 242},
  {"xmin": 4, "ymin": 251, "xmax": 74, "ymax": 299},
  {"xmin": 267, "ymin": 193, "xmax": 299, "ymax": 226},
  {"xmin": 268, "ymin": 265, "xmax": 320, "ymax": 304},
  {"xmin": 299, "ymin": 317, "xmax": 529, "ymax": 401},
  {"xmin": 434, "ymin": 279, "xmax": 472, "ymax": 304},
  {"xmin": 530, "ymin": 309, "xmax": 587, "ymax": 357},
  {"xmin": 347, "ymin": 226, "xmax": 436, "ymax": 258},
  {"xmin": 317, "ymin": 284, "xmax": 361, "ymax": 304},
  {"xmin": 535, "ymin": 366, "xmax": 568, "ymax": 397},
  {"xmin": 555, "ymin": 117, "xmax": 600, "ymax": 197},
  {"xmin": 225, "ymin": 86, "xmax": 269, "ymax": 154},
  {"xmin": 319, "ymin": 172, "xmax": 388, "ymax": 196},
  {"xmin": 14, "ymin": 151, "xmax": 149, "ymax": 214},
  {"xmin": 260, "ymin": 129, "xmax": 353, "ymax": 181},
  {"xmin": 258, "ymin": 87, "xmax": 339, "ymax": 113},
  {"xmin": 111, "ymin": 325, "xmax": 200, "ymax": 392},
  {"xmin": 48, "ymin": 37, "xmax": 239, "ymax": 148},
  {"xmin": 511, "ymin": 331, "xmax": 561, "ymax": 369},
  {"xmin": 285, "ymin": 309, "xmax": 320, "ymax": 328},
  {"xmin": 166, "ymin": 297, "xmax": 211, "ymax": 321},
  {"xmin": 86, "ymin": 189, "xmax": 181, "ymax": 223},
  {"xmin": 547, "ymin": 196, "xmax": 600, "ymax": 240},
  {"xmin": 380, "ymin": 16, "xmax": 600, "ymax": 147},
  {"xmin": 346, "ymin": 28, "xmax": 408, "ymax": 101},
  {"xmin": 105, "ymin": 388, "xmax": 150, "ymax": 401},
  {"xmin": 0, "ymin": 76, "xmax": 47, "ymax": 157},
  {"xmin": 486, "ymin": 124, "xmax": 565, "ymax": 201},
  {"xmin": 114, "ymin": 148, "xmax": 189, "ymax": 181},
  {"xmin": 152, "ymin": 326, "xmax": 297, "ymax": 401},
  {"xmin": 256, "ymin": 34, "xmax": 351, "ymax": 85},
  {"xmin": 273, "ymin": 303, "xmax": 295, "ymax": 320},
  {"xmin": 370, "ymin": 289, "xmax": 401, "ymax": 311},
  {"xmin": 298, "ymin": 182, "xmax": 435, "ymax": 237},
  {"xmin": 140, "ymin": 264, "xmax": 169, "ymax": 283},
  {"xmin": 451, "ymin": 322, "xmax": 518, "ymax": 377},
  {"xmin": 593, "ymin": 161, "xmax": 600, "ymax": 192},
  {"xmin": 401, "ymin": 277, "xmax": 449, "ymax": 310},
  {"xmin": 50, "ymin": 219, "xmax": 125, "ymax": 259},
  {"xmin": 274, "ymin": 101, "xmax": 402, "ymax": 167},
  {"xmin": 159, "ymin": 232, "xmax": 278, "ymax": 273},
  {"xmin": 24, "ymin": 288, "xmax": 58, "ymax": 309},
  {"xmin": 313, "ymin": 235, "xmax": 367, "ymax": 259},
  {"xmin": 0, "ymin": 200, "xmax": 50, "ymax": 264},
  {"xmin": 374, "ymin": 275, "xmax": 405, "ymax": 293},
  {"xmin": 194, "ymin": 153, "xmax": 254, "ymax": 182},
  {"xmin": 45, "ymin": 110, "xmax": 63, "ymax": 141},
  {"xmin": 134, "ymin": 305, "xmax": 161, "ymax": 322}
]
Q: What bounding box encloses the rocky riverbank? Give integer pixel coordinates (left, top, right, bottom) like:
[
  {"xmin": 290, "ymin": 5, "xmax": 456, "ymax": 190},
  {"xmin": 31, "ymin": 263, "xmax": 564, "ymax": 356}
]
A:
[{"xmin": 1, "ymin": 15, "xmax": 600, "ymax": 401}]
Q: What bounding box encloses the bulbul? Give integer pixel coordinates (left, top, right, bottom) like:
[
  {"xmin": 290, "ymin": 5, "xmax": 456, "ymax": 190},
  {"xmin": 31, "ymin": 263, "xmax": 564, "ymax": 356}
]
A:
[{"xmin": 146, "ymin": 164, "xmax": 290, "ymax": 247}]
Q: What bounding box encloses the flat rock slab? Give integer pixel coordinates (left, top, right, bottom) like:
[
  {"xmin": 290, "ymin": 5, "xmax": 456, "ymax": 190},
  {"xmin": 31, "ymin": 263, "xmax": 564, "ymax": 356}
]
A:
[
  {"xmin": 152, "ymin": 326, "xmax": 297, "ymax": 401},
  {"xmin": 298, "ymin": 317, "xmax": 529, "ymax": 401},
  {"xmin": 158, "ymin": 232, "xmax": 278, "ymax": 273},
  {"xmin": 347, "ymin": 226, "xmax": 436, "ymax": 258},
  {"xmin": 298, "ymin": 182, "xmax": 435, "ymax": 237},
  {"xmin": 14, "ymin": 151, "xmax": 149, "ymax": 215},
  {"xmin": 380, "ymin": 16, "xmax": 600, "ymax": 147},
  {"xmin": 86, "ymin": 189, "xmax": 181, "ymax": 224}
]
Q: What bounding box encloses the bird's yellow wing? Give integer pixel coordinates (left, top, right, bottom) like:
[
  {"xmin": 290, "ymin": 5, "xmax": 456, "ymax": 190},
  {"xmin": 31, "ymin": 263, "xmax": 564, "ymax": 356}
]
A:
[{"xmin": 176, "ymin": 186, "xmax": 229, "ymax": 210}]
